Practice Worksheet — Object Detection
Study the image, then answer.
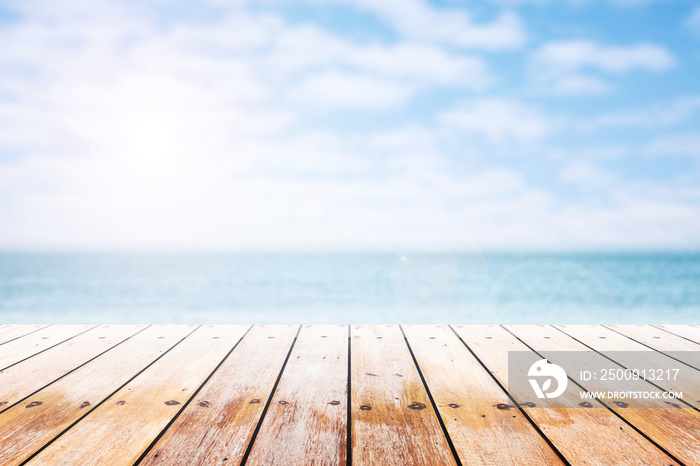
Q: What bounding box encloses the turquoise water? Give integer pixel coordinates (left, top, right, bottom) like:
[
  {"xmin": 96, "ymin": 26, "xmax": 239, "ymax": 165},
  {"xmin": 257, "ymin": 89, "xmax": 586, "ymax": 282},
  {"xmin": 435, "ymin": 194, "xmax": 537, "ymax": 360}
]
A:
[{"xmin": 0, "ymin": 252, "xmax": 698, "ymax": 324}]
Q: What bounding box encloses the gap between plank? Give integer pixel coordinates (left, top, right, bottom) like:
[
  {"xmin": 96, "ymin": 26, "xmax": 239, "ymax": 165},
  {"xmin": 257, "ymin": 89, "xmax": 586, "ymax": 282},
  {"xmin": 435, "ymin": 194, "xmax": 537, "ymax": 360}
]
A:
[
  {"xmin": 502, "ymin": 325, "xmax": 684, "ymax": 466},
  {"xmin": 552, "ymin": 325, "xmax": 700, "ymax": 413},
  {"xmin": 651, "ymin": 325, "xmax": 700, "ymax": 346},
  {"xmin": 0, "ymin": 325, "xmax": 52, "ymax": 347},
  {"xmin": 239, "ymin": 325, "xmax": 302, "ymax": 466},
  {"xmin": 602, "ymin": 325, "xmax": 700, "ymax": 373},
  {"xmin": 346, "ymin": 325, "xmax": 352, "ymax": 466},
  {"xmin": 399, "ymin": 325, "xmax": 463, "ymax": 466},
  {"xmin": 0, "ymin": 325, "xmax": 99, "ymax": 372},
  {"xmin": 447, "ymin": 325, "xmax": 570, "ymax": 466},
  {"xmin": 0, "ymin": 325, "xmax": 151, "ymax": 416},
  {"xmin": 133, "ymin": 325, "xmax": 254, "ymax": 465},
  {"xmin": 18, "ymin": 326, "xmax": 202, "ymax": 466}
]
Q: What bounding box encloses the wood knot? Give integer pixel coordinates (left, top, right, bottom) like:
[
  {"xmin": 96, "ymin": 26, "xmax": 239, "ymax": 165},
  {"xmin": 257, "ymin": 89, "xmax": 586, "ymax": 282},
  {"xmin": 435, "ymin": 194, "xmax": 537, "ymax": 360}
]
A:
[
  {"xmin": 249, "ymin": 399, "xmax": 261, "ymax": 404},
  {"xmin": 408, "ymin": 402, "xmax": 426, "ymax": 410},
  {"xmin": 365, "ymin": 372, "xmax": 378, "ymax": 377},
  {"xmin": 80, "ymin": 401, "xmax": 90, "ymax": 408},
  {"xmin": 448, "ymin": 403, "xmax": 460, "ymax": 408},
  {"xmin": 0, "ymin": 401, "xmax": 8, "ymax": 407},
  {"xmin": 278, "ymin": 400, "xmax": 288, "ymax": 405},
  {"xmin": 165, "ymin": 400, "xmax": 181, "ymax": 406},
  {"xmin": 25, "ymin": 401, "xmax": 43, "ymax": 408},
  {"xmin": 613, "ymin": 401, "xmax": 628, "ymax": 408},
  {"xmin": 664, "ymin": 401, "xmax": 682, "ymax": 409},
  {"xmin": 522, "ymin": 402, "xmax": 536, "ymax": 408},
  {"xmin": 579, "ymin": 402, "xmax": 593, "ymax": 408},
  {"xmin": 360, "ymin": 404, "xmax": 372, "ymax": 410},
  {"xmin": 329, "ymin": 400, "xmax": 341, "ymax": 406},
  {"xmin": 116, "ymin": 401, "xmax": 126, "ymax": 405},
  {"xmin": 198, "ymin": 401, "xmax": 211, "ymax": 408}
]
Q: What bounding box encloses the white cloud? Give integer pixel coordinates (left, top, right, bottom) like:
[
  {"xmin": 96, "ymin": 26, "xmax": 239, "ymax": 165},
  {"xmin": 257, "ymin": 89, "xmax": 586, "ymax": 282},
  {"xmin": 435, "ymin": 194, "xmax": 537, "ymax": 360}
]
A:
[
  {"xmin": 558, "ymin": 162, "xmax": 617, "ymax": 189},
  {"xmin": 581, "ymin": 95, "xmax": 700, "ymax": 130},
  {"xmin": 294, "ymin": 0, "xmax": 527, "ymax": 49},
  {"xmin": 648, "ymin": 133, "xmax": 700, "ymax": 158},
  {"xmin": 0, "ymin": 0, "xmax": 699, "ymax": 251},
  {"xmin": 550, "ymin": 75, "xmax": 612, "ymax": 95},
  {"xmin": 289, "ymin": 71, "xmax": 414, "ymax": 110},
  {"xmin": 534, "ymin": 41, "xmax": 675, "ymax": 73},
  {"xmin": 531, "ymin": 40, "xmax": 675, "ymax": 95},
  {"xmin": 439, "ymin": 99, "xmax": 549, "ymax": 143},
  {"xmin": 686, "ymin": 6, "xmax": 700, "ymax": 32}
]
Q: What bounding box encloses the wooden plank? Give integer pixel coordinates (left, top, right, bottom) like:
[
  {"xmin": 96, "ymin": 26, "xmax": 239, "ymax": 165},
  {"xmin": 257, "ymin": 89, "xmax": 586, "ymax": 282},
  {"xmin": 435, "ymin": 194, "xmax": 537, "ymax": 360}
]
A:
[
  {"xmin": 139, "ymin": 325, "xmax": 298, "ymax": 465},
  {"xmin": 557, "ymin": 325, "xmax": 700, "ymax": 410},
  {"xmin": 0, "ymin": 325, "xmax": 95, "ymax": 370},
  {"xmin": 0, "ymin": 325, "xmax": 145, "ymax": 412},
  {"xmin": 0, "ymin": 325, "xmax": 196, "ymax": 466},
  {"xmin": 0, "ymin": 325, "xmax": 48, "ymax": 345},
  {"xmin": 607, "ymin": 324, "xmax": 700, "ymax": 366},
  {"xmin": 349, "ymin": 325, "xmax": 455, "ymax": 465},
  {"xmin": 245, "ymin": 325, "xmax": 348, "ymax": 466},
  {"xmin": 454, "ymin": 325, "xmax": 680, "ymax": 465},
  {"xmin": 507, "ymin": 324, "xmax": 700, "ymax": 465},
  {"xmin": 655, "ymin": 325, "xmax": 700, "ymax": 344},
  {"xmin": 26, "ymin": 325, "xmax": 249, "ymax": 465},
  {"xmin": 403, "ymin": 325, "xmax": 562, "ymax": 465}
]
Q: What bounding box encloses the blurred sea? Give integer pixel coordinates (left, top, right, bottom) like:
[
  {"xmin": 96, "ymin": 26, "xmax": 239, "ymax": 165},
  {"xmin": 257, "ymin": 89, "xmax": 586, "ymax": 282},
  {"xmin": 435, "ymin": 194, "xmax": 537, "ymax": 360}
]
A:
[{"xmin": 0, "ymin": 252, "xmax": 698, "ymax": 324}]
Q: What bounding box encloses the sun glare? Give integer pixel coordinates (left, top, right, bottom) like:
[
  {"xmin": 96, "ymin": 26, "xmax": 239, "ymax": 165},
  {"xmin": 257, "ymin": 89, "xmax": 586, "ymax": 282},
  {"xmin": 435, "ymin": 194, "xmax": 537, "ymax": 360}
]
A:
[
  {"xmin": 122, "ymin": 111, "xmax": 184, "ymax": 174},
  {"xmin": 89, "ymin": 83, "xmax": 210, "ymax": 185}
]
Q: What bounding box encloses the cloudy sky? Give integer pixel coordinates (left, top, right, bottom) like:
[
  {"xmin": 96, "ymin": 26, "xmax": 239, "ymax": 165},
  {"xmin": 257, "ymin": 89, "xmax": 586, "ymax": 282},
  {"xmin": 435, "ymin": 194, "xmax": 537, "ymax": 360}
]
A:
[{"xmin": 0, "ymin": 0, "xmax": 699, "ymax": 251}]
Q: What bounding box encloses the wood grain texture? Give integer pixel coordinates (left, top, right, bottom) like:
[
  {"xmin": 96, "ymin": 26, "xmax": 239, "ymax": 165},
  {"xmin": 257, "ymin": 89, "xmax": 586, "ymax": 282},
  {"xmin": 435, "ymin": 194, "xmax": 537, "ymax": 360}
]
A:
[
  {"xmin": 508, "ymin": 324, "xmax": 700, "ymax": 465},
  {"xmin": 607, "ymin": 325, "xmax": 700, "ymax": 368},
  {"xmin": 403, "ymin": 325, "xmax": 562, "ymax": 465},
  {"xmin": 557, "ymin": 324, "xmax": 700, "ymax": 410},
  {"xmin": 0, "ymin": 325, "xmax": 48, "ymax": 345},
  {"xmin": 0, "ymin": 325, "xmax": 196, "ymax": 466},
  {"xmin": 0, "ymin": 325, "xmax": 95, "ymax": 370},
  {"xmin": 27, "ymin": 325, "xmax": 248, "ymax": 465},
  {"xmin": 455, "ymin": 325, "xmax": 680, "ymax": 465},
  {"xmin": 351, "ymin": 325, "xmax": 456, "ymax": 466},
  {"xmin": 245, "ymin": 325, "xmax": 348, "ymax": 466},
  {"xmin": 0, "ymin": 325, "xmax": 145, "ymax": 412},
  {"xmin": 139, "ymin": 325, "xmax": 298, "ymax": 466},
  {"xmin": 655, "ymin": 325, "xmax": 700, "ymax": 344}
]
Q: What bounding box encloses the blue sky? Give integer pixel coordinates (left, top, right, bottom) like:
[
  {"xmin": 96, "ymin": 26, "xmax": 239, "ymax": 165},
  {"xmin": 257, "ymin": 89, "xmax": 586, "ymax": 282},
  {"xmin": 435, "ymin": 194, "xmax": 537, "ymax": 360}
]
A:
[{"xmin": 0, "ymin": 0, "xmax": 699, "ymax": 250}]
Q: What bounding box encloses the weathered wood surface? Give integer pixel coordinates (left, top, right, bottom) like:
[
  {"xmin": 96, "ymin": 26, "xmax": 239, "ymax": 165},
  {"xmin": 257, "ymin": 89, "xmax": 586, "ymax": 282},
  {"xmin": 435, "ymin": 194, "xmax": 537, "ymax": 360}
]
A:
[
  {"xmin": 0, "ymin": 325, "xmax": 145, "ymax": 413},
  {"xmin": 0, "ymin": 325, "xmax": 196, "ymax": 465},
  {"xmin": 655, "ymin": 324, "xmax": 700, "ymax": 344},
  {"xmin": 607, "ymin": 324, "xmax": 700, "ymax": 367},
  {"xmin": 27, "ymin": 325, "xmax": 249, "ymax": 465},
  {"xmin": 140, "ymin": 325, "xmax": 298, "ymax": 465},
  {"xmin": 351, "ymin": 325, "xmax": 455, "ymax": 466},
  {"xmin": 557, "ymin": 324, "xmax": 700, "ymax": 410},
  {"xmin": 0, "ymin": 325, "xmax": 48, "ymax": 346},
  {"xmin": 508, "ymin": 324, "xmax": 700, "ymax": 465},
  {"xmin": 403, "ymin": 325, "xmax": 562, "ymax": 465},
  {"xmin": 0, "ymin": 325, "xmax": 94, "ymax": 370},
  {"xmin": 455, "ymin": 325, "xmax": 680, "ymax": 465},
  {"xmin": 0, "ymin": 325, "xmax": 697, "ymax": 465},
  {"xmin": 245, "ymin": 325, "xmax": 348, "ymax": 466}
]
